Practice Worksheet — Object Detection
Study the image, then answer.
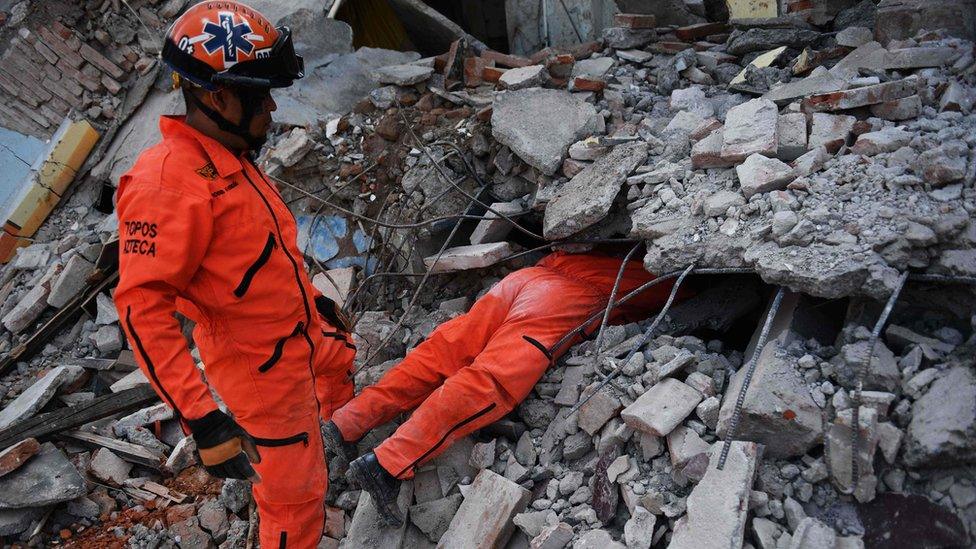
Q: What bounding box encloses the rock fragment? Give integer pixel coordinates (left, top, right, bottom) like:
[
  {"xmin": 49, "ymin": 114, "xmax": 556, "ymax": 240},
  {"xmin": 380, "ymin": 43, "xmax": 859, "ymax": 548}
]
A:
[
  {"xmin": 621, "ymin": 378, "xmax": 702, "ymax": 437},
  {"xmin": 721, "ymin": 98, "xmax": 778, "ymax": 162},
  {"xmin": 0, "ymin": 443, "xmax": 86, "ymax": 509},
  {"xmin": 667, "ymin": 441, "xmax": 761, "ymax": 549},
  {"xmin": 543, "ymin": 142, "xmax": 648, "ymax": 240},
  {"xmin": 736, "ymin": 153, "xmax": 795, "ymax": 199},
  {"xmin": 492, "ymin": 88, "xmax": 600, "ymax": 175},
  {"xmin": 438, "ymin": 469, "xmax": 531, "ymax": 548}
]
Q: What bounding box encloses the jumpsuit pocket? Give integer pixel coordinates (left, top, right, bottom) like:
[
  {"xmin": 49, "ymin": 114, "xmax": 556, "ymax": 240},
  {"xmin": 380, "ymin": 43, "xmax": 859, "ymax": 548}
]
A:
[
  {"xmin": 234, "ymin": 232, "xmax": 277, "ymax": 298},
  {"xmin": 258, "ymin": 321, "xmax": 305, "ymax": 373},
  {"xmin": 252, "ymin": 432, "xmax": 310, "ymax": 447}
]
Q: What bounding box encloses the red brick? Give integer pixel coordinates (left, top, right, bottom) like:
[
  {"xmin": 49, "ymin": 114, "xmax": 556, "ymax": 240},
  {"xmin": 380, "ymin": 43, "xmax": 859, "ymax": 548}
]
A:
[
  {"xmin": 0, "ymin": 101, "xmax": 46, "ymax": 136},
  {"xmin": 674, "ymin": 22, "xmax": 729, "ymax": 41},
  {"xmin": 530, "ymin": 47, "xmax": 555, "ymax": 65},
  {"xmin": 40, "ymin": 103, "xmax": 65, "ymax": 125},
  {"xmin": 482, "ymin": 66, "xmax": 505, "ymax": 83},
  {"xmin": 12, "ymin": 100, "xmax": 51, "ymax": 128},
  {"xmin": 614, "ymin": 13, "xmax": 657, "ymax": 29},
  {"xmin": 57, "ymin": 59, "xmax": 101, "ymax": 92},
  {"xmin": 0, "ymin": 64, "xmax": 51, "ymax": 102},
  {"xmin": 101, "ymin": 74, "xmax": 122, "ymax": 95},
  {"xmin": 37, "ymin": 28, "xmax": 84, "ymax": 68},
  {"xmin": 12, "ymin": 39, "xmax": 45, "ymax": 66},
  {"xmin": 51, "ymin": 21, "xmax": 82, "ymax": 50},
  {"xmin": 481, "ymin": 50, "xmax": 531, "ymax": 68},
  {"xmin": 79, "ymin": 43, "xmax": 124, "ymax": 80},
  {"xmin": 44, "ymin": 78, "xmax": 84, "ymax": 108},
  {"xmin": 463, "ymin": 56, "xmax": 485, "ymax": 87},
  {"xmin": 46, "ymin": 95, "xmax": 72, "ymax": 117},
  {"xmin": 564, "ymin": 41, "xmax": 603, "ymax": 60},
  {"xmin": 33, "ymin": 40, "xmax": 59, "ymax": 64},
  {"xmin": 476, "ymin": 106, "xmax": 492, "ymax": 122},
  {"xmin": 649, "ymin": 42, "xmax": 691, "ymax": 54},
  {"xmin": 571, "ymin": 76, "xmax": 606, "ymax": 92}
]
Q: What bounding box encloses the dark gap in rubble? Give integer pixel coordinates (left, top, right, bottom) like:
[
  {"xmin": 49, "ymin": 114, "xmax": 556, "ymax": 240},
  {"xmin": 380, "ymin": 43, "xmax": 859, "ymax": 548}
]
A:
[{"xmin": 421, "ymin": 0, "xmax": 511, "ymax": 54}]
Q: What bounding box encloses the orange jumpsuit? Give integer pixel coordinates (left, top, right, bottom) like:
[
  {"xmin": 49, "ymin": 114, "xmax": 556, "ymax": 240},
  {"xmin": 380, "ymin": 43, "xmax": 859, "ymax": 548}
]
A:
[
  {"xmin": 332, "ymin": 252, "xmax": 677, "ymax": 479},
  {"xmin": 115, "ymin": 116, "xmax": 355, "ymax": 548}
]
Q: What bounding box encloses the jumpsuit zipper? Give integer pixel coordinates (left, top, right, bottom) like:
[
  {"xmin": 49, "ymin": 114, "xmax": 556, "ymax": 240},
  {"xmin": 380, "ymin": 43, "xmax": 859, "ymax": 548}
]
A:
[
  {"xmin": 240, "ymin": 160, "xmax": 324, "ymax": 422},
  {"xmin": 252, "ymin": 432, "xmax": 310, "ymax": 447},
  {"xmin": 234, "ymin": 232, "xmax": 277, "ymax": 298}
]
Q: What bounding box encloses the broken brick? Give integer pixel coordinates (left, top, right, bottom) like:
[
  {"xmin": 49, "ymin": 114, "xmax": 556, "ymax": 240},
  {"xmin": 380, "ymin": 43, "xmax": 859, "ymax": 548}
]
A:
[{"xmin": 614, "ymin": 13, "xmax": 657, "ymax": 29}]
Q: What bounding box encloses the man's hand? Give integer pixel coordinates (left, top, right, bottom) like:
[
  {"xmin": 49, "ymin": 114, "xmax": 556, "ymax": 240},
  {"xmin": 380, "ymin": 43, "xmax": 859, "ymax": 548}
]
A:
[{"xmin": 187, "ymin": 410, "xmax": 262, "ymax": 482}]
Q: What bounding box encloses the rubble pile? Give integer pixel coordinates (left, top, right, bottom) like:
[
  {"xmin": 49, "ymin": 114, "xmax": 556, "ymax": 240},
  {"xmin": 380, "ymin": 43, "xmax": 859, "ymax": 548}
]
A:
[{"xmin": 0, "ymin": 0, "xmax": 975, "ymax": 547}]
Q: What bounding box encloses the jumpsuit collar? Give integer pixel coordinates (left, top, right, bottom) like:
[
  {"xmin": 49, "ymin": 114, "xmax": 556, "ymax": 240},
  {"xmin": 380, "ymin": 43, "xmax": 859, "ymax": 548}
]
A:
[{"xmin": 159, "ymin": 115, "xmax": 248, "ymax": 179}]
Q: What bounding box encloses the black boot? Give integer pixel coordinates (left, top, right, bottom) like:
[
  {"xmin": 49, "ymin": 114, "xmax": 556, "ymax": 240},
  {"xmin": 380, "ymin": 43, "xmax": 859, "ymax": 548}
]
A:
[
  {"xmin": 348, "ymin": 452, "xmax": 403, "ymax": 527},
  {"xmin": 321, "ymin": 420, "xmax": 359, "ymax": 464}
]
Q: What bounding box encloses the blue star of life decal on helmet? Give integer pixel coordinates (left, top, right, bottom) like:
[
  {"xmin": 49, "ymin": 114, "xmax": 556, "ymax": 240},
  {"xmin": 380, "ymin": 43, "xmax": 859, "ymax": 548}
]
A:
[{"xmin": 201, "ymin": 12, "xmax": 256, "ymax": 66}]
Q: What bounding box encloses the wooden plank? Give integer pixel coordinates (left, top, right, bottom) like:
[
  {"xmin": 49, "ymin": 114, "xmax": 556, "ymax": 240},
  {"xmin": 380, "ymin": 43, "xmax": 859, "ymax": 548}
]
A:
[
  {"xmin": 60, "ymin": 429, "xmax": 165, "ymax": 469},
  {"xmin": 61, "ymin": 357, "xmax": 116, "ymax": 371},
  {"xmin": 142, "ymin": 480, "xmax": 188, "ymax": 504},
  {"xmin": 0, "ymin": 384, "xmax": 158, "ymax": 450}
]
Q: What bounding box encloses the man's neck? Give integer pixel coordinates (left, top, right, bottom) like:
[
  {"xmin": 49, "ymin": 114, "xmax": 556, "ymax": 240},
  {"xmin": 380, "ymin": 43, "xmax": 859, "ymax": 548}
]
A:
[{"xmin": 186, "ymin": 112, "xmax": 245, "ymax": 155}]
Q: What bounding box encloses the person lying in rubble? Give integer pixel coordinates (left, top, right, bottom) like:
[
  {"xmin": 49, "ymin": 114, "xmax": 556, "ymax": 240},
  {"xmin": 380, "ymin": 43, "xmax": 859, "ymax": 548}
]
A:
[{"xmin": 321, "ymin": 250, "xmax": 685, "ymax": 526}]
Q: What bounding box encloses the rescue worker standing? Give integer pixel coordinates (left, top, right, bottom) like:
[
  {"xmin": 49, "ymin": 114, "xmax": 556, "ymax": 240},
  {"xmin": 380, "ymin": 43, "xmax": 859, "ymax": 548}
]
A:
[{"xmin": 114, "ymin": 3, "xmax": 355, "ymax": 547}]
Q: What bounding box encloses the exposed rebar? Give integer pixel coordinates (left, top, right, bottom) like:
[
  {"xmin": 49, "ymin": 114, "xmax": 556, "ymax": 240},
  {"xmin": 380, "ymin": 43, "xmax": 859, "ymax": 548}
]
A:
[
  {"xmin": 589, "ymin": 243, "xmax": 644, "ymax": 372},
  {"xmin": 718, "ymin": 286, "xmax": 786, "ymax": 470},
  {"xmin": 569, "ymin": 263, "xmax": 695, "ymax": 415},
  {"xmin": 844, "ymin": 270, "xmax": 909, "ymax": 494}
]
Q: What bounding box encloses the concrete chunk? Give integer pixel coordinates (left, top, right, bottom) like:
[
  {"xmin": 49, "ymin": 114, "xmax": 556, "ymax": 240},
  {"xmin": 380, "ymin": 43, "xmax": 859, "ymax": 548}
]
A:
[
  {"xmin": 621, "ymin": 378, "xmax": 702, "ymax": 436},
  {"xmin": 424, "ymin": 242, "xmax": 516, "ymax": 274},
  {"xmin": 0, "ymin": 442, "xmax": 86, "ymax": 509},
  {"xmin": 469, "ymin": 202, "xmax": 524, "ymax": 245},
  {"xmin": 373, "ymin": 63, "xmax": 433, "ymax": 86},
  {"xmin": 789, "ymin": 518, "xmax": 836, "ymax": 549},
  {"xmin": 89, "ymin": 448, "xmax": 132, "ymax": 487},
  {"xmin": 624, "ymin": 506, "xmax": 656, "ymax": 549},
  {"xmin": 903, "ymin": 367, "xmax": 976, "ymax": 467},
  {"xmin": 802, "ymin": 77, "xmax": 918, "ymax": 112},
  {"xmin": 531, "ymin": 522, "xmax": 573, "ymax": 549},
  {"xmin": 850, "ymin": 126, "xmax": 912, "ymax": 156},
  {"xmin": 0, "ymin": 366, "xmax": 85, "ymax": 430},
  {"xmin": 499, "ymin": 65, "xmax": 548, "ymax": 90},
  {"xmin": 312, "ymin": 267, "xmax": 356, "ymax": 307},
  {"xmin": 808, "ymin": 113, "xmax": 855, "ymax": 154},
  {"xmin": 791, "ymin": 146, "xmax": 829, "ymax": 178},
  {"xmin": 703, "ymin": 190, "xmax": 745, "ymax": 218},
  {"xmin": 409, "ymin": 494, "xmax": 463, "ymax": 542},
  {"xmin": 47, "ymin": 254, "xmax": 94, "ymax": 309},
  {"xmin": 691, "ymin": 128, "xmax": 734, "ymax": 169},
  {"xmin": 543, "ymin": 142, "xmax": 648, "ymax": 240},
  {"xmin": 721, "ymin": 98, "xmax": 778, "ymax": 162},
  {"xmin": 667, "ymin": 441, "xmax": 761, "ymax": 549},
  {"xmin": 578, "ymin": 390, "xmax": 622, "ymax": 435},
  {"xmin": 777, "ymin": 113, "xmax": 807, "ymax": 162},
  {"xmin": 716, "ymin": 291, "xmax": 824, "ymax": 458},
  {"xmin": 437, "ymin": 469, "xmax": 531, "ymax": 549},
  {"xmin": 869, "ymin": 95, "xmax": 921, "ymax": 121},
  {"xmin": 764, "ymin": 73, "xmax": 849, "ymax": 106},
  {"xmin": 736, "ymin": 154, "xmax": 795, "ymax": 199},
  {"xmin": 2, "ymin": 281, "xmax": 51, "ymax": 334},
  {"xmin": 492, "ymin": 88, "xmax": 600, "ymax": 175}
]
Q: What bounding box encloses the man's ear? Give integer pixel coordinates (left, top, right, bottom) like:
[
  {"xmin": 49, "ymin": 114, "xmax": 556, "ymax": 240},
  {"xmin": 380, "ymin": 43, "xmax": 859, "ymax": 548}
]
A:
[{"xmin": 209, "ymin": 88, "xmax": 236, "ymax": 117}]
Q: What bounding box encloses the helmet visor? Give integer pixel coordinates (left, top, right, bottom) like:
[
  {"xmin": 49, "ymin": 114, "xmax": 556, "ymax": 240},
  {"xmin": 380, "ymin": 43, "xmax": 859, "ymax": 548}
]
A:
[{"xmin": 215, "ymin": 26, "xmax": 305, "ymax": 88}]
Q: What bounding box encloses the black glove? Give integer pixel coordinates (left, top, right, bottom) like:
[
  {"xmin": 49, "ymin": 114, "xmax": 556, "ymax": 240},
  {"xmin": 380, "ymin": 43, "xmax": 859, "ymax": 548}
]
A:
[
  {"xmin": 187, "ymin": 410, "xmax": 262, "ymax": 482},
  {"xmin": 315, "ymin": 295, "xmax": 351, "ymax": 332}
]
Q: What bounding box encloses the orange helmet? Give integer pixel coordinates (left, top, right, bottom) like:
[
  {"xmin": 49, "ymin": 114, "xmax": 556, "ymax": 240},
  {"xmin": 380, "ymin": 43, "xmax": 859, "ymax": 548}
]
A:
[{"xmin": 161, "ymin": 1, "xmax": 304, "ymax": 90}]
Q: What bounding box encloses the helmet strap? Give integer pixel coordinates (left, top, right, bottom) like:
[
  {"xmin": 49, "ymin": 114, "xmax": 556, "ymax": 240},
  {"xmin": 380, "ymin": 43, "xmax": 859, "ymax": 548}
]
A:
[{"xmin": 185, "ymin": 88, "xmax": 267, "ymax": 151}]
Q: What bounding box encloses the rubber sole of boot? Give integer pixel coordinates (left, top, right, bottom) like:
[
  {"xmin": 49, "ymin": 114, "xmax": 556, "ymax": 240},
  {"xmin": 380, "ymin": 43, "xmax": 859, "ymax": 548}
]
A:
[
  {"xmin": 348, "ymin": 457, "xmax": 404, "ymax": 527},
  {"xmin": 320, "ymin": 421, "xmax": 358, "ymax": 464}
]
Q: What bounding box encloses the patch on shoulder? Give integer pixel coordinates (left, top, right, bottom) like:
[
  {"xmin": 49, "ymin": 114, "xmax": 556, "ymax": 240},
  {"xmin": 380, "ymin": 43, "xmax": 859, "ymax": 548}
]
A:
[{"xmin": 195, "ymin": 162, "xmax": 218, "ymax": 180}]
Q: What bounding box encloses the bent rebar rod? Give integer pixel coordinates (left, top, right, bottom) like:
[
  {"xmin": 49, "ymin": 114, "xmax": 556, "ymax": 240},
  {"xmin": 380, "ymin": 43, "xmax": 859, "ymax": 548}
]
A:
[
  {"xmin": 589, "ymin": 243, "xmax": 645, "ymax": 372},
  {"xmin": 569, "ymin": 263, "xmax": 696, "ymax": 416},
  {"xmin": 843, "ymin": 270, "xmax": 909, "ymax": 494},
  {"xmin": 718, "ymin": 286, "xmax": 786, "ymax": 470}
]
